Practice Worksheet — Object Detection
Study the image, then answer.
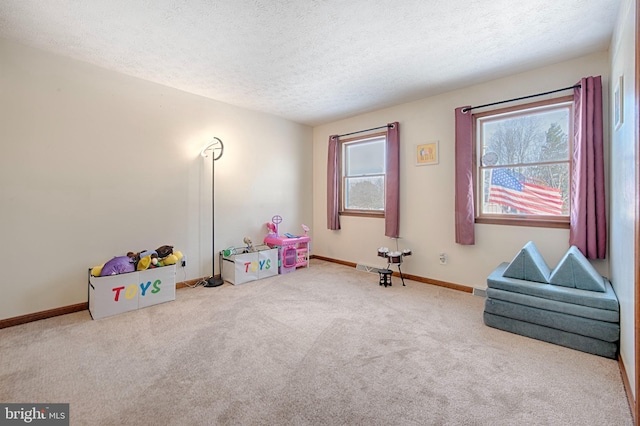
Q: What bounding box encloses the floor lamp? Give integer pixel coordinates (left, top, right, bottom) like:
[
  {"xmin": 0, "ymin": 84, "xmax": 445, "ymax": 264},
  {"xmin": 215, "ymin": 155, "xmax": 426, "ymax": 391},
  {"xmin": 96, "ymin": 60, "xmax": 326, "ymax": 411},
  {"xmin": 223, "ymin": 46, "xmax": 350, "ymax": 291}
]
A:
[{"xmin": 201, "ymin": 137, "xmax": 225, "ymax": 287}]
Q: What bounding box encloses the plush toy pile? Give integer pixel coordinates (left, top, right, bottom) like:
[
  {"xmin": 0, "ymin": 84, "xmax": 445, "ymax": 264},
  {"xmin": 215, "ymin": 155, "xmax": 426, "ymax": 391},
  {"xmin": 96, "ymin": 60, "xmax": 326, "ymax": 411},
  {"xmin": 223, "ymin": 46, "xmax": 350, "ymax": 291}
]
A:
[{"xmin": 91, "ymin": 245, "xmax": 183, "ymax": 277}]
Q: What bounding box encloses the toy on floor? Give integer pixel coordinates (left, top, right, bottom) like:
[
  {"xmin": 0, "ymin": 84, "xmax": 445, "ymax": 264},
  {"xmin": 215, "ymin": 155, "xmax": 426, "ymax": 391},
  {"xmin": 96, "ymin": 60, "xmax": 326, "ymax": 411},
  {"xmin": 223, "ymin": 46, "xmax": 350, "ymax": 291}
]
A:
[
  {"xmin": 376, "ymin": 243, "xmax": 412, "ymax": 287},
  {"xmin": 264, "ymin": 215, "xmax": 311, "ymax": 274}
]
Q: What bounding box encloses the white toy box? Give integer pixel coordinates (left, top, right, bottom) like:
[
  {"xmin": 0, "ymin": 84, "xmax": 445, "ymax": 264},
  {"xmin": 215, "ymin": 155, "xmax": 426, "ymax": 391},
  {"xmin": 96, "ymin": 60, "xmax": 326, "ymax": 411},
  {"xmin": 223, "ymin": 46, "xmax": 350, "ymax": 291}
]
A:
[
  {"xmin": 221, "ymin": 245, "xmax": 278, "ymax": 285},
  {"xmin": 88, "ymin": 265, "xmax": 176, "ymax": 320}
]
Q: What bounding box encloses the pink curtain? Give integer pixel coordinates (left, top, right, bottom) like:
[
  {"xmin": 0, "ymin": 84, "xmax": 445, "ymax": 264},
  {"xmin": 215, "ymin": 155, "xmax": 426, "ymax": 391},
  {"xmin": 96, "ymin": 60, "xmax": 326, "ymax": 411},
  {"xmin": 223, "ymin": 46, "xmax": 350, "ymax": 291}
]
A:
[
  {"xmin": 385, "ymin": 122, "xmax": 400, "ymax": 237},
  {"xmin": 570, "ymin": 76, "xmax": 606, "ymax": 259},
  {"xmin": 454, "ymin": 106, "xmax": 475, "ymax": 245},
  {"xmin": 327, "ymin": 135, "xmax": 341, "ymax": 230}
]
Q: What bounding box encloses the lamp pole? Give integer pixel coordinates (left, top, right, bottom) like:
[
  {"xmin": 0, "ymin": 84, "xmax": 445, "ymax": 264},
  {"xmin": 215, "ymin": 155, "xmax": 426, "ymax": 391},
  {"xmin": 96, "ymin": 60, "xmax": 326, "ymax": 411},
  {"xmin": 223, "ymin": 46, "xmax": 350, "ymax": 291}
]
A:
[{"xmin": 201, "ymin": 137, "xmax": 224, "ymax": 287}]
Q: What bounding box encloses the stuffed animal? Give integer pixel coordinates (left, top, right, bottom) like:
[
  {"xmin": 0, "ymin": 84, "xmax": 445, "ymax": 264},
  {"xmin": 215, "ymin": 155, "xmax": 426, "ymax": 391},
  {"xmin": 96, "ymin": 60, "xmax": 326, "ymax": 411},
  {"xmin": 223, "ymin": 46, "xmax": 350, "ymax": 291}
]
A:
[
  {"xmin": 137, "ymin": 255, "xmax": 152, "ymax": 271},
  {"xmin": 126, "ymin": 251, "xmax": 141, "ymax": 262},
  {"xmin": 92, "ymin": 247, "xmax": 183, "ymax": 276},
  {"xmin": 162, "ymin": 254, "xmax": 178, "ymax": 266},
  {"xmin": 162, "ymin": 251, "xmax": 183, "ymax": 266},
  {"xmin": 135, "ymin": 249, "xmax": 159, "ymax": 271},
  {"xmin": 156, "ymin": 245, "xmax": 173, "ymax": 258},
  {"xmin": 141, "ymin": 250, "xmax": 183, "ymax": 268},
  {"xmin": 92, "ymin": 253, "xmax": 137, "ymax": 276},
  {"xmin": 100, "ymin": 256, "xmax": 135, "ymax": 276},
  {"xmin": 91, "ymin": 264, "xmax": 104, "ymax": 277},
  {"xmin": 139, "ymin": 249, "xmax": 157, "ymax": 259},
  {"xmin": 244, "ymin": 237, "xmax": 255, "ymax": 252}
]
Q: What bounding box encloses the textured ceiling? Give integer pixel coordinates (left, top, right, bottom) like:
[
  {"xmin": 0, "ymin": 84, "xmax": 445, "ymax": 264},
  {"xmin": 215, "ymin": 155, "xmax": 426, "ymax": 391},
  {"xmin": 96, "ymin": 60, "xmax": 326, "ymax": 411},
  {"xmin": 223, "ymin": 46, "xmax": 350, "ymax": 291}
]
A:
[{"xmin": 0, "ymin": 0, "xmax": 622, "ymax": 126}]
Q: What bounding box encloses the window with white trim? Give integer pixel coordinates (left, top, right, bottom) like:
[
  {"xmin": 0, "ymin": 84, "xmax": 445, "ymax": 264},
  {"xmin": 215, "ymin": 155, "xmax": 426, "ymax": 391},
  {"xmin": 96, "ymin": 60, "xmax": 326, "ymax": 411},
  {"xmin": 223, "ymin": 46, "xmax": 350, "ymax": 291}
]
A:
[
  {"xmin": 475, "ymin": 97, "xmax": 572, "ymax": 226},
  {"xmin": 340, "ymin": 133, "xmax": 386, "ymax": 216}
]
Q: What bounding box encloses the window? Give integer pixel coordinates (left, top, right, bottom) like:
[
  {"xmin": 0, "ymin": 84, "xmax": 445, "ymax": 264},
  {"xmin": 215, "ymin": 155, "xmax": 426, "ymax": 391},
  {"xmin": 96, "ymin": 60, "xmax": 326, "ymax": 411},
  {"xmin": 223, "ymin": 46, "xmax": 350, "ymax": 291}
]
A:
[
  {"xmin": 475, "ymin": 97, "xmax": 572, "ymax": 227},
  {"xmin": 340, "ymin": 132, "xmax": 386, "ymax": 216}
]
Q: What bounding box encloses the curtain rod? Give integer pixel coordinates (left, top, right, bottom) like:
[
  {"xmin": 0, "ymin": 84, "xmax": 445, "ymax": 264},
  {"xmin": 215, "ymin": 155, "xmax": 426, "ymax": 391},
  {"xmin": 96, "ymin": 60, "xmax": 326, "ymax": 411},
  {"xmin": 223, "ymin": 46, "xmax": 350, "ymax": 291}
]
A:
[
  {"xmin": 462, "ymin": 84, "xmax": 581, "ymax": 113},
  {"xmin": 337, "ymin": 124, "xmax": 393, "ymax": 138}
]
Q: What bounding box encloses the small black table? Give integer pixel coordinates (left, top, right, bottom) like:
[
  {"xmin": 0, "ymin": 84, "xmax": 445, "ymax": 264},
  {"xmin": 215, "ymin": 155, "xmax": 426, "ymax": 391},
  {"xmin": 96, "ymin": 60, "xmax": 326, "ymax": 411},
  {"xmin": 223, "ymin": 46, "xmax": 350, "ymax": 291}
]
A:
[{"xmin": 378, "ymin": 269, "xmax": 393, "ymax": 287}]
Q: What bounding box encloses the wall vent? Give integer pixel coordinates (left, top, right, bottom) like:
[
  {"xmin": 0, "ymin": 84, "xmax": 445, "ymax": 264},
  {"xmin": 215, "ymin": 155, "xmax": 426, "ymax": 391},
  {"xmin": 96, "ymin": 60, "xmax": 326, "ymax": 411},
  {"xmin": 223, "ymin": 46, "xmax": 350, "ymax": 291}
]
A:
[
  {"xmin": 355, "ymin": 263, "xmax": 380, "ymax": 274},
  {"xmin": 473, "ymin": 288, "xmax": 487, "ymax": 297}
]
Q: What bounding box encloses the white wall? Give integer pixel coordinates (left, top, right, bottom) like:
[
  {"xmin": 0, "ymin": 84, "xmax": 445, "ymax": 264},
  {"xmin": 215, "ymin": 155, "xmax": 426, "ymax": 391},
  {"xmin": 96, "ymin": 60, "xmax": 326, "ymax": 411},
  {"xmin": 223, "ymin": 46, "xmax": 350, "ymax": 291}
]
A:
[
  {"xmin": 312, "ymin": 52, "xmax": 610, "ymax": 290},
  {"xmin": 0, "ymin": 38, "xmax": 313, "ymax": 320},
  {"xmin": 609, "ymin": 0, "xmax": 637, "ymax": 397}
]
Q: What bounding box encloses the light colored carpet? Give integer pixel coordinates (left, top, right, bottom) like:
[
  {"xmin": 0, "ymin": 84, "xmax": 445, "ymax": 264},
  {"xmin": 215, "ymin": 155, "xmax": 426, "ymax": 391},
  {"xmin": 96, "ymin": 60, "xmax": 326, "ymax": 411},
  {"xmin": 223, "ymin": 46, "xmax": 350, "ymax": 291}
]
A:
[{"xmin": 0, "ymin": 260, "xmax": 632, "ymax": 425}]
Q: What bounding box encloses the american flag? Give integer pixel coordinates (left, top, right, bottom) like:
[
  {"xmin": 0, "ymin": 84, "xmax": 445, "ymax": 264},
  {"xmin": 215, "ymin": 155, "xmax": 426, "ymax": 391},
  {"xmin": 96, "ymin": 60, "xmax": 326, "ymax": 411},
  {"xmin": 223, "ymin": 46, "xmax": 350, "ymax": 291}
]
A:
[{"xmin": 488, "ymin": 168, "xmax": 563, "ymax": 215}]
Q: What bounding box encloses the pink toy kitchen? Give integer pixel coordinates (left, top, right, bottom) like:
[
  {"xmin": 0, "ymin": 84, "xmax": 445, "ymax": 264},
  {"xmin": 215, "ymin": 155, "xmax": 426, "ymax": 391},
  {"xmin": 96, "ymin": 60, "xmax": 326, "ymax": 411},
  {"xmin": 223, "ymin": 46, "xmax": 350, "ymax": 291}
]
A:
[{"xmin": 264, "ymin": 215, "xmax": 310, "ymax": 274}]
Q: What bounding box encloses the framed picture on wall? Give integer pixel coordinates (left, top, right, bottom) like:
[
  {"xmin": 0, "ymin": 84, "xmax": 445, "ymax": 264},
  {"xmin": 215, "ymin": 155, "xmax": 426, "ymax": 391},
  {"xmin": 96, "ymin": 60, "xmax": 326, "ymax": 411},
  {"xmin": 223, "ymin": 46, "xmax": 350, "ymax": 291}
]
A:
[
  {"xmin": 416, "ymin": 141, "xmax": 439, "ymax": 166},
  {"xmin": 614, "ymin": 75, "xmax": 623, "ymax": 130}
]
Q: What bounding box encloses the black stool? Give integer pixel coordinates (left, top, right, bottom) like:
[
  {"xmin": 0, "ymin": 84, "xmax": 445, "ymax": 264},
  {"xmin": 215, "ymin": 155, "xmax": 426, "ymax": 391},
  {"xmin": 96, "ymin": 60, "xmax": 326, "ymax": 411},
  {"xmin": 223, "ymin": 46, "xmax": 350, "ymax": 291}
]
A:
[{"xmin": 378, "ymin": 269, "xmax": 393, "ymax": 287}]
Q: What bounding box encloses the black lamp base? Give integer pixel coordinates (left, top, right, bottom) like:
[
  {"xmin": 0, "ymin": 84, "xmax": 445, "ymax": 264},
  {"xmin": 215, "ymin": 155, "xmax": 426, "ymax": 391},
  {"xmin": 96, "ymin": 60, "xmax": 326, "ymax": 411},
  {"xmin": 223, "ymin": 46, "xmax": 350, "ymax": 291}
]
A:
[{"xmin": 204, "ymin": 277, "xmax": 224, "ymax": 287}]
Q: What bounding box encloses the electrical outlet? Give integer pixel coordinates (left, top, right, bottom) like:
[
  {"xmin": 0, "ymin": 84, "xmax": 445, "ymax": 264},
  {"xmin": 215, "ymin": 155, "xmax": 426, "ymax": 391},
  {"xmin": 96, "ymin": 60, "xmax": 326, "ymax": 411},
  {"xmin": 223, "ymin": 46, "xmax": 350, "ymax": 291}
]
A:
[
  {"xmin": 439, "ymin": 252, "xmax": 447, "ymax": 265},
  {"xmin": 181, "ymin": 255, "xmax": 187, "ymax": 267}
]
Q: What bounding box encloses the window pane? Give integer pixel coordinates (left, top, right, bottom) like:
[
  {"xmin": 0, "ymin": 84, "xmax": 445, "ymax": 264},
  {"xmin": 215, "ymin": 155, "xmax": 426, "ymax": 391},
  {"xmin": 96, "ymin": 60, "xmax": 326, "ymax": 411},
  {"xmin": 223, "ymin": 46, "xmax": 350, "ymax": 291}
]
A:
[
  {"xmin": 345, "ymin": 176, "xmax": 384, "ymax": 210},
  {"xmin": 476, "ymin": 99, "xmax": 572, "ymax": 224},
  {"xmin": 345, "ymin": 139, "xmax": 385, "ymax": 176},
  {"xmin": 481, "ymin": 165, "xmax": 569, "ymax": 216},
  {"xmin": 480, "ymin": 107, "xmax": 570, "ymax": 167}
]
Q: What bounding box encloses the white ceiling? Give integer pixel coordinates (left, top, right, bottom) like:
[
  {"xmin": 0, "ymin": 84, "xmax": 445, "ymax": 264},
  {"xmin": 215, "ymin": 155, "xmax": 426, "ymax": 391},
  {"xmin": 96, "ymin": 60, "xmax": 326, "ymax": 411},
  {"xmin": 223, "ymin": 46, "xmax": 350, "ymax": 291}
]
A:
[{"xmin": 0, "ymin": 0, "xmax": 622, "ymax": 126}]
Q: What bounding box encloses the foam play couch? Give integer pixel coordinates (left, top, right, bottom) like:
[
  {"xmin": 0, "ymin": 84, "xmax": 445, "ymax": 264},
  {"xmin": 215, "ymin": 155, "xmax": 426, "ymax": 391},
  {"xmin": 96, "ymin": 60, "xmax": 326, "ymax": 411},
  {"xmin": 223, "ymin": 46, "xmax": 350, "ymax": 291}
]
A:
[{"xmin": 483, "ymin": 241, "xmax": 620, "ymax": 359}]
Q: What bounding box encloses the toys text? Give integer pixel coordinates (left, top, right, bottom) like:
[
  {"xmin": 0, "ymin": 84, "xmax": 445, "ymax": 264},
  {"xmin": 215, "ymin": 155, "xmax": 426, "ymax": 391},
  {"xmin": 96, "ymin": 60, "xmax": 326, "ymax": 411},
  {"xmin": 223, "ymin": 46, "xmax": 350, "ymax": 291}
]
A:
[
  {"xmin": 112, "ymin": 280, "xmax": 162, "ymax": 302},
  {"xmin": 244, "ymin": 259, "xmax": 271, "ymax": 273}
]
